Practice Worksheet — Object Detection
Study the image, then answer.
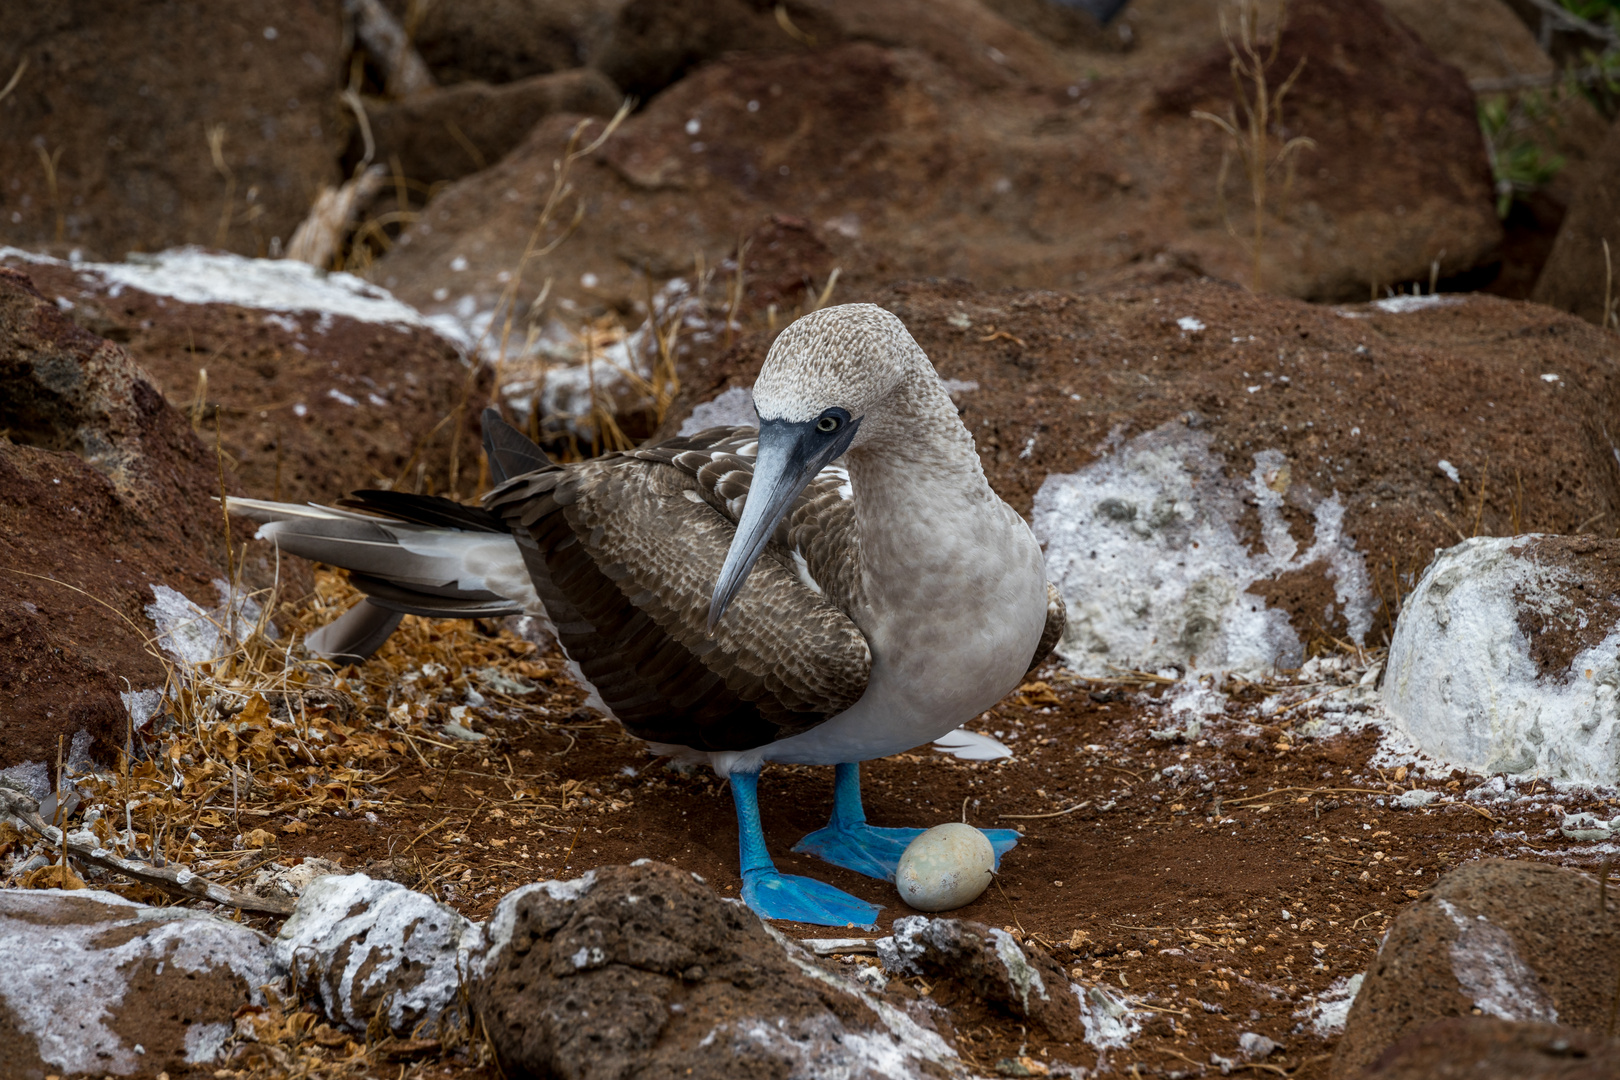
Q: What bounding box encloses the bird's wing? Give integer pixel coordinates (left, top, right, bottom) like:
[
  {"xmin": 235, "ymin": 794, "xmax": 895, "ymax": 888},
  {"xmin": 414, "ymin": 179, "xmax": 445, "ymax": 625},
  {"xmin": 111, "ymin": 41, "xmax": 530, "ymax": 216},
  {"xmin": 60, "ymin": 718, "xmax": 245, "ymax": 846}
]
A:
[
  {"xmin": 1026, "ymin": 582, "xmax": 1067, "ymax": 677},
  {"xmin": 486, "ymin": 427, "xmax": 872, "ymax": 753},
  {"xmin": 629, "ymin": 426, "xmax": 867, "ymax": 617}
]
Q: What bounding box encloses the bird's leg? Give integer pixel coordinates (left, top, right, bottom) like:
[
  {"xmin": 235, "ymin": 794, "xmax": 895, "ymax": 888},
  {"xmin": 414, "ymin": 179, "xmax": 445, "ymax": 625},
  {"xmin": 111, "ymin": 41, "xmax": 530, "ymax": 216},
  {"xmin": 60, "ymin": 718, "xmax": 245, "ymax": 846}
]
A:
[
  {"xmin": 730, "ymin": 769, "xmax": 881, "ymax": 929},
  {"xmin": 793, "ymin": 762, "xmax": 1019, "ymax": 881}
]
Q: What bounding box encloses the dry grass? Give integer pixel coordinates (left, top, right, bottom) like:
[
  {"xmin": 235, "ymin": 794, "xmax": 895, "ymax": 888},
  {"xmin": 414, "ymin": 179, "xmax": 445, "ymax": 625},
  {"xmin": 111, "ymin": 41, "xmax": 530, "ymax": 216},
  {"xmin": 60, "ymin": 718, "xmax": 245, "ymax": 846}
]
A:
[
  {"xmin": 0, "ymin": 562, "xmax": 594, "ymax": 1076},
  {"xmin": 1605, "ymin": 237, "xmax": 1618, "ymax": 332},
  {"xmin": 33, "ymin": 143, "xmax": 64, "ymax": 246},
  {"xmin": 1192, "ymin": 0, "xmax": 1315, "ymax": 293},
  {"xmin": 0, "ymin": 569, "xmax": 571, "ymax": 912}
]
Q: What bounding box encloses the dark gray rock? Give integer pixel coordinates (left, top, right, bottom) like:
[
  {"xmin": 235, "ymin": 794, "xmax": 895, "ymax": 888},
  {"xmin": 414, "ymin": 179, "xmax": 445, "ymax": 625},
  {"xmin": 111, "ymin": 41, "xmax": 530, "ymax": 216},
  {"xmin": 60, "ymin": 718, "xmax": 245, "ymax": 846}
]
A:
[
  {"xmin": 472, "ymin": 861, "xmax": 968, "ymax": 1079},
  {"xmin": 1332, "ymin": 858, "xmax": 1620, "ymax": 1078}
]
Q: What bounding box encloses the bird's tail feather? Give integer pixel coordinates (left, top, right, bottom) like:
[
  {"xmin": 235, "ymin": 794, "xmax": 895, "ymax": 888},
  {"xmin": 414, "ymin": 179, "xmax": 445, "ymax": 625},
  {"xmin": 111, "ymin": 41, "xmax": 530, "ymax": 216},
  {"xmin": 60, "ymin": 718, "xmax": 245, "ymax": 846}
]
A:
[
  {"xmin": 931, "ymin": 728, "xmax": 1013, "ymax": 761},
  {"xmin": 303, "ymin": 599, "xmax": 403, "ymax": 662},
  {"xmin": 223, "ymin": 495, "xmax": 536, "ymax": 657},
  {"xmin": 482, "ymin": 407, "xmax": 553, "ymax": 485}
]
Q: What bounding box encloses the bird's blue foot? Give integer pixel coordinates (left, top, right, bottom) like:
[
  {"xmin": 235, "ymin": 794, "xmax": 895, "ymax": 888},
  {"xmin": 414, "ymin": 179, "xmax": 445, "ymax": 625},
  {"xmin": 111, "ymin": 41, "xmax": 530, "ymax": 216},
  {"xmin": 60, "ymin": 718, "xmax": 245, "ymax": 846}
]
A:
[
  {"xmin": 730, "ymin": 767, "xmax": 882, "ymax": 929},
  {"xmin": 793, "ymin": 763, "xmax": 1020, "ymax": 880},
  {"xmin": 795, "ymin": 822, "xmax": 924, "ymax": 880},
  {"xmin": 741, "ymin": 866, "xmax": 882, "ymax": 929},
  {"xmin": 796, "ymin": 822, "xmax": 1020, "ymax": 880}
]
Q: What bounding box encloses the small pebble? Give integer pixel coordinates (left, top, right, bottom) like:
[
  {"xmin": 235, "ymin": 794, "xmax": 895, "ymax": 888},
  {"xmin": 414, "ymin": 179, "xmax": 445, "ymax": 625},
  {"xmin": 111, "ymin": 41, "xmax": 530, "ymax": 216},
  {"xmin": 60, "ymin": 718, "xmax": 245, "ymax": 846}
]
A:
[{"xmin": 895, "ymin": 823, "xmax": 994, "ymax": 911}]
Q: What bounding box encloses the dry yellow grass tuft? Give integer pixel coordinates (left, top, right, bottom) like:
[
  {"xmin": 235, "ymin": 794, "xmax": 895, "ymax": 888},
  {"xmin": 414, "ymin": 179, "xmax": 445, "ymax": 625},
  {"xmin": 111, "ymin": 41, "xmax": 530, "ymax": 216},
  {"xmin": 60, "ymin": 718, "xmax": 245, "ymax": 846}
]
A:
[{"xmin": 1192, "ymin": 0, "xmax": 1316, "ymax": 292}]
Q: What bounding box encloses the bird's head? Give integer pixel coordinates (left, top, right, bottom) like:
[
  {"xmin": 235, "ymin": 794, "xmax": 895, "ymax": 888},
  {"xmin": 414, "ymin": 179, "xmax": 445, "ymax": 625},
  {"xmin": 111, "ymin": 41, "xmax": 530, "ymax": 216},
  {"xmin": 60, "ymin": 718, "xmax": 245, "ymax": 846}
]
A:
[{"xmin": 707, "ymin": 304, "xmax": 925, "ymax": 630}]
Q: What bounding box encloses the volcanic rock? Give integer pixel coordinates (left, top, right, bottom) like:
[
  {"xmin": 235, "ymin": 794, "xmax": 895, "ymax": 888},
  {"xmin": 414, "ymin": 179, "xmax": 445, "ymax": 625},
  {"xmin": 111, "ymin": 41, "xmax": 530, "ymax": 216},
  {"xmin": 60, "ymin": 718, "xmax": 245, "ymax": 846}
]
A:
[
  {"xmin": 0, "ymin": 888, "xmax": 277, "ymax": 1078},
  {"xmin": 1534, "ymin": 116, "xmax": 1620, "ymax": 329},
  {"xmin": 1331, "ymin": 858, "xmax": 1620, "ymax": 1078},
  {"xmin": 386, "ymin": 0, "xmax": 622, "ymax": 86},
  {"xmin": 1383, "ymin": 535, "xmax": 1620, "ymax": 785},
  {"xmin": 276, "ymin": 873, "xmax": 480, "ymax": 1037},
  {"xmin": 365, "ymin": 69, "xmax": 623, "ymax": 187},
  {"xmin": 1378, "ymin": 0, "xmax": 1552, "ymax": 84},
  {"xmin": 590, "ymin": 0, "xmax": 1081, "ymax": 103},
  {"xmin": 1364, "ymin": 1016, "xmax": 1620, "ymax": 1079},
  {"xmin": 666, "ymin": 278, "xmax": 1620, "ymax": 676},
  {"xmin": 0, "ymin": 266, "xmax": 240, "ymax": 773},
  {"xmin": 877, "ymin": 915, "xmax": 1142, "ymax": 1048},
  {"xmin": 374, "ymin": 0, "xmax": 1499, "ymax": 337},
  {"xmin": 0, "ymin": 0, "xmax": 346, "ymax": 260},
  {"xmin": 472, "ymin": 861, "xmax": 965, "ymax": 1079},
  {"xmin": 2, "ymin": 248, "xmax": 485, "ymax": 505}
]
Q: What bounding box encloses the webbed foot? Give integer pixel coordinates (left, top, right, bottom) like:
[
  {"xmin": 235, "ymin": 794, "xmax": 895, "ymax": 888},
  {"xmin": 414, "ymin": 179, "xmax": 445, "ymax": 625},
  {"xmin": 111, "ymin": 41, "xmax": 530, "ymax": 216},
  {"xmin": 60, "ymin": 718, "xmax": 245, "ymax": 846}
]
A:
[
  {"xmin": 741, "ymin": 867, "xmax": 882, "ymax": 929},
  {"xmin": 795, "ymin": 822, "xmax": 1019, "ymax": 880}
]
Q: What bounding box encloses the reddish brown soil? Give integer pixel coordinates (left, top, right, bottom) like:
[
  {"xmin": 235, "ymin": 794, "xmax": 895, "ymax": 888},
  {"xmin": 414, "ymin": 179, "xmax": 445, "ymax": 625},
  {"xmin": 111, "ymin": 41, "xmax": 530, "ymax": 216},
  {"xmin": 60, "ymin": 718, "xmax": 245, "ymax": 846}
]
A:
[
  {"xmin": 234, "ymin": 638, "xmax": 1620, "ymax": 1080},
  {"xmin": 5, "ymin": 256, "xmax": 491, "ymax": 506},
  {"xmin": 0, "ymin": 267, "xmax": 251, "ymax": 770}
]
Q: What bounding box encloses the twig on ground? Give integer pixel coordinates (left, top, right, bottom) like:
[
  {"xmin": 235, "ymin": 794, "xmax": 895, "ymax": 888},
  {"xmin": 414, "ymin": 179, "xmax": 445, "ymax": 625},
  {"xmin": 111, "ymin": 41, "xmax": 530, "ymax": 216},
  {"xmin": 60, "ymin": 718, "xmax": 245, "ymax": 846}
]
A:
[
  {"xmin": 0, "ymin": 786, "xmax": 294, "ymax": 916},
  {"xmin": 1225, "ymin": 785, "xmax": 1386, "ymax": 805},
  {"xmin": 1000, "ymin": 801, "xmax": 1092, "ymax": 820}
]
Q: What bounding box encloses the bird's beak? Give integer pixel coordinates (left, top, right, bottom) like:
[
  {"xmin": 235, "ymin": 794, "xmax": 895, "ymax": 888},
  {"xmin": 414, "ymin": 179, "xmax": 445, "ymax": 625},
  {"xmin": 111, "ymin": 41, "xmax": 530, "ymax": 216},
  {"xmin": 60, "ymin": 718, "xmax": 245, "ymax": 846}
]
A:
[{"xmin": 708, "ymin": 415, "xmax": 859, "ymax": 631}]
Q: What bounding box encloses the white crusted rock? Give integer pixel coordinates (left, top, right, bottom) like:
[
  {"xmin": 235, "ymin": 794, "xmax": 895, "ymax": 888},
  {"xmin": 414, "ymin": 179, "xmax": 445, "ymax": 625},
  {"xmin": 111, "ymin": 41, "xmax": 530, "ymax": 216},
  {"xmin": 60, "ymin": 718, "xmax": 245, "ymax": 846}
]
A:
[
  {"xmin": 0, "ymin": 889, "xmax": 277, "ymax": 1077},
  {"xmin": 875, "ymin": 915, "xmax": 1141, "ymax": 1048},
  {"xmin": 1033, "ymin": 421, "xmax": 1373, "ymax": 677},
  {"xmin": 275, "ymin": 873, "xmax": 481, "ymax": 1036},
  {"xmin": 1383, "ymin": 535, "xmax": 1620, "ymax": 784}
]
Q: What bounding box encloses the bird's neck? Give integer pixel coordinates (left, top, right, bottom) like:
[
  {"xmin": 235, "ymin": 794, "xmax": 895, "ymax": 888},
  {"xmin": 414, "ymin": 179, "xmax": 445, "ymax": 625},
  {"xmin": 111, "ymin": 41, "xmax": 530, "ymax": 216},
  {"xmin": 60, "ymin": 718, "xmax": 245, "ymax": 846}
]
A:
[{"xmin": 845, "ymin": 375, "xmax": 1008, "ymax": 617}]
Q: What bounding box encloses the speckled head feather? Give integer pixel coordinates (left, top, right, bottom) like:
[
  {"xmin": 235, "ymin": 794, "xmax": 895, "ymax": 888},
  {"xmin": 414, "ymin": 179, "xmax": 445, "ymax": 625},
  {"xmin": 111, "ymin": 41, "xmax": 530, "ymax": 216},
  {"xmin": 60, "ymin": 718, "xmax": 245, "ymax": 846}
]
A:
[{"xmin": 752, "ymin": 304, "xmax": 932, "ymax": 430}]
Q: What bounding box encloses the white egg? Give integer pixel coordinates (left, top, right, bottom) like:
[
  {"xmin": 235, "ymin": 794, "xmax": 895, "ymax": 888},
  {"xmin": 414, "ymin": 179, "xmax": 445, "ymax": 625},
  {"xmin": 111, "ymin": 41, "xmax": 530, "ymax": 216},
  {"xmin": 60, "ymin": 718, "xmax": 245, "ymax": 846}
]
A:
[{"xmin": 894, "ymin": 823, "xmax": 995, "ymax": 912}]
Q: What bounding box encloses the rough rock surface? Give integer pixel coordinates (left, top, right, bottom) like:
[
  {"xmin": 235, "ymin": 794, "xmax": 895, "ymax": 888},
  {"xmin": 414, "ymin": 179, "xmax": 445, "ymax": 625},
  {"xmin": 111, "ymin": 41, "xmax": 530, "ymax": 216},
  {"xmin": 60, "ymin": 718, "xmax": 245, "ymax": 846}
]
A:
[
  {"xmin": 2, "ymin": 248, "xmax": 485, "ymax": 505},
  {"xmin": 1383, "ymin": 535, "xmax": 1620, "ymax": 784},
  {"xmin": 365, "ymin": 69, "xmax": 623, "ymax": 187},
  {"xmin": 877, "ymin": 915, "xmax": 1142, "ymax": 1049},
  {"xmin": 666, "ymin": 279, "xmax": 1620, "ymax": 675},
  {"xmin": 878, "ymin": 915, "xmax": 1080, "ymax": 1040},
  {"xmin": 0, "ymin": 888, "xmax": 277, "ymax": 1078},
  {"xmin": 1331, "ymin": 859, "xmax": 1620, "ymax": 1078},
  {"xmin": 1534, "ymin": 116, "xmax": 1620, "ymax": 329},
  {"xmin": 473, "ymin": 861, "xmax": 965, "ymax": 1079},
  {"xmin": 0, "ymin": 267, "xmax": 241, "ymax": 772},
  {"xmin": 0, "ymin": 0, "xmax": 345, "ymax": 259},
  {"xmin": 1364, "ymin": 1016, "xmax": 1620, "ymax": 1079},
  {"xmin": 374, "ymin": 0, "xmax": 1499, "ymax": 332},
  {"xmin": 589, "ymin": 0, "xmax": 1086, "ymax": 102},
  {"xmin": 383, "ymin": 0, "xmax": 622, "ymax": 86},
  {"xmin": 276, "ymin": 873, "xmax": 480, "ymax": 1037},
  {"xmin": 1378, "ymin": 0, "xmax": 1552, "ymax": 83}
]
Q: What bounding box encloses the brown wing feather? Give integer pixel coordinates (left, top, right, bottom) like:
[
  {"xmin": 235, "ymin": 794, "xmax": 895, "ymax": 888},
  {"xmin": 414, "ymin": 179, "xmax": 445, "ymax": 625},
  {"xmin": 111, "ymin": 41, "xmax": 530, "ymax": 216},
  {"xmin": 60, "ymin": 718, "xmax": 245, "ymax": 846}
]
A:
[
  {"xmin": 631, "ymin": 427, "xmax": 866, "ymax": 617},
  {"xmin": 1026, "ymin": 582, "xmax": 1066, "ymax": 677},
  {"xmin": 485, "ymin": 429, "xmax": 871, "ymax": 753}
]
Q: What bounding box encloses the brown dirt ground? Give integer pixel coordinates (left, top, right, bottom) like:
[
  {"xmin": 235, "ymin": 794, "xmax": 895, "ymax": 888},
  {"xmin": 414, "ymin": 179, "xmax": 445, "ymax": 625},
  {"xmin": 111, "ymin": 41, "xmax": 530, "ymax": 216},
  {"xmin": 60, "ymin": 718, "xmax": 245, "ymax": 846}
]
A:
[{"xmin": 168, "ymin": 594, "xmax": 1620, "ymax": 1080}]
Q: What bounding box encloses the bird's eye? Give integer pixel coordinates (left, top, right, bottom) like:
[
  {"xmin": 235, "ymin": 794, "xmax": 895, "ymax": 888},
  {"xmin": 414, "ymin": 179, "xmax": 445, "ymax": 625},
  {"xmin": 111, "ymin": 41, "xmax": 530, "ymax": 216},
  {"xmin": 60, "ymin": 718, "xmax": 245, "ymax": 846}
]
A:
[{"xmin": 816, "ymin": 415, "xmax": 840, "ymax": 433}]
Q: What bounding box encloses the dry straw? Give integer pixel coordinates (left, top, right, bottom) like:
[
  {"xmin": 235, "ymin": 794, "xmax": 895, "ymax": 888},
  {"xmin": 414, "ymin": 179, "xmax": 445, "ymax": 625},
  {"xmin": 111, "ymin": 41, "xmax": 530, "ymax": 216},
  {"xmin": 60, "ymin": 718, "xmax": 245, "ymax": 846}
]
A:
[{"xmin": 1192, "ymin": 0, "xmax": 1315, "ymax": 292}]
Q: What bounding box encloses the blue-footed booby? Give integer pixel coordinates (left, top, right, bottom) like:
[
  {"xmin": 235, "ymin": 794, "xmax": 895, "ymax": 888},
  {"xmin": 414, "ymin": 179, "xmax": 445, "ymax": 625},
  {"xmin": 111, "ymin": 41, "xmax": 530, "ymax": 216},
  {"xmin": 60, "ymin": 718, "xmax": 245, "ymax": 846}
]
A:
[{"xmin": 230, "ymin": 304, "xmax": 1064, "ymax": 928}]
